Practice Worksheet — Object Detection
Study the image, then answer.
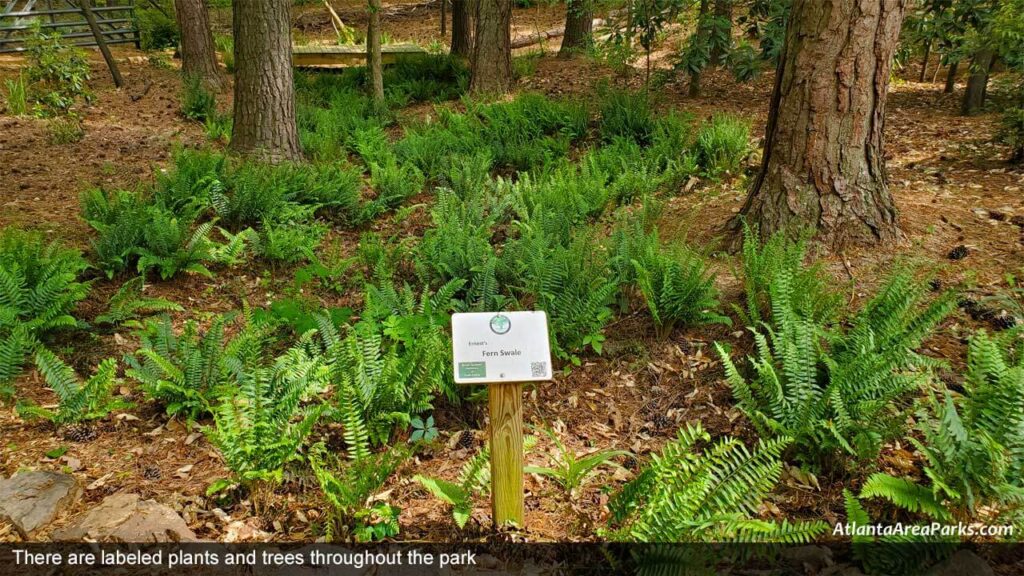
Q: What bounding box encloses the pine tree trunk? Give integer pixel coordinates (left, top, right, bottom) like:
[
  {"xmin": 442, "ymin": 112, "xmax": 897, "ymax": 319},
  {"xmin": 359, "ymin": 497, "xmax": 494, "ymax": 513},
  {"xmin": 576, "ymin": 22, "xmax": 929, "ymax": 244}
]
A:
[
  {"xmin": 961, "ymin": 49, "xmax": 994, "ymax": 116},
  {"xmin": 173, "ymin": 0, "xmax": 223, "ymax": 90},
  {"xmin": 709, "ymin": 0, "xmax": 732, "ymax": 66},
  {"xmin": 944, "ymin": 60, "xmax": 958, "ymax": 93},
  {"xmin": 230, "ymin": 0, "xmax": 302, "ymax": 162},
  {"xmin": 736, "ymin": 0, "xmax": 907, "ymax": 249},
  {"xmin": 470, "ymin": 0, "xmax": 512, "ymax": 95},
  {"xmin": 451, "ymin": 0, "xmax": 473, "ymax": 57},
  {"xmin": 367, "ymin": 0, "xmax": 385, "ymax": 106},
  {"xmin": 559, "ymin": 0, "xmax": 592, "ymax": 58}
]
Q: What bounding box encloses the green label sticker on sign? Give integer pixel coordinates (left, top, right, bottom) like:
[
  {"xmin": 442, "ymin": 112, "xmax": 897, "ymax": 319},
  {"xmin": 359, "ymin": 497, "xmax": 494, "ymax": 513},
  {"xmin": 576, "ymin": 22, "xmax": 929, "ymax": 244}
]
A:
[{"xmin": 458, "ymin": 362, "xmax": 487, "ymax": 379}]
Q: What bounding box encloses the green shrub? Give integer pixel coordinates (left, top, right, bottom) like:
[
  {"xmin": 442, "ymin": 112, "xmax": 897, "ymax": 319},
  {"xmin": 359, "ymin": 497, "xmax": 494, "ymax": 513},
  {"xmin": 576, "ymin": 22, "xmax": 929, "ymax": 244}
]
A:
[
  {"xmin": 472, "ymin": 93, "xmax": 588, "ymax": 171},
  {"xmin": 3, "ymin": 74, "xmax": 27, "ymax": 116},
  {"xmin": 351, "ymin": 126, "xmax": 395, "ymax": 168},
  {"xmin": 135, "ymin": 209, "xmax": 216, "ymax": 279},
  {"xmin": 413, "ymin": 443, "xmax": 493, "ymax": 529},
  {"xmin": 205, "ymin": 336, "xmax": 325, "ymax": 504},
  {"xmin": 46, "ymin": 117, "xmax": 84, "ymax": 144},
  {"xmin": 364, "ymin": 159, "xmax": 424, "ymax": 219},
  {"xmin": 204, "ymin": 113, "xmax": 232, "ymax": 143},
  {"xmin": 598, "ymin": 87, "xmax": 655, "ymax": 145},
  {"xmin": 416, "ymin": 190, "xmax": 496, "ymax": 291},
  {"xmin": 17, "ymin": 349, "xmax": 129, "ymax": 426},
  {"xmin": 606, "ymin": 422, "xmax": 827, "ymax": 543},
  {"xmin": 861, "ymin": 329, "xmax": 1024, "ymax": 522},
  {"xmin": 23, "ymin": 23, "xmax": 92, "ymax": 116},
  {"xmin": 94, "ymin": 276, "xmax": 182, "ymax": 329},
  {"xmin": 0, "ymin": 229, "xmax": 89, "ymax": 393},
  {"xmin": 137, "ymin": 4, "xmax": 179, "ymax": 50},
  {"xmin": 384, "ymin": 54, "xmax": 468, "ymax": 102},
  {"xmin": 524, "ymin": 426, "xmax": 629, "ymax": 497},
  {"xmin": 81, "ymin": 188, "xmax": 150, "ymax": 277},
  {"xmin": 278, "ymin": 163, "xmax": 364, "ymax": 224},
  {"xmin": 310, "ymin": 443, "xmax": 407, "ymax": 542},
  {"xmin": 632, "ymin": 241, "xmax": 729, "ymax": 339},
  {"xmin": 728, "ymin": 41, "xmax": 762, "ymax": 81},
  {"xmin": 211, "ymin": 163, "xmax": 290, "ymax": 229},
  {"xmin": 717, "ymin": 269, "xmax": 956, "ymax": 469},
  {"xmin": 154, "ymin": 147, "xmax": 226, "ymax": 216},
  {"xmin": 125, "ymin": 315, "xmax": 261, "ymax": 420},
  {"xmin": 252, "ymin": 218, "xmax": 325, "ymax": 265},
  {"xmin": 736, "ymin": 222, "xmax": 843, "ymax": 327},
  {"xmin": 695, "ymin": 114, "xmax": 750, "ymax": 175},
  {"xmin": 510, "ymin": 229, "xmax": 618, "ymax": 363},
  {"xmin": 181, "ymin": 74, "xmax": 218, "ymax": 122}
]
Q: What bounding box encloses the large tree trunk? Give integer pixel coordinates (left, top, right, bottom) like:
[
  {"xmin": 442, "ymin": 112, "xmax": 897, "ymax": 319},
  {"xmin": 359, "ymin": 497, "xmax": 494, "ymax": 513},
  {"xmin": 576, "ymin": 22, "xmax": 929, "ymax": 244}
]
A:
[
  {"xmin": 736, "ymin": 0, "xmax": 907, "ymax": 248},
  {"xmin": 173, "ymin": 0, "xmax": 223, "ymax": 90},
  {"xmin": 451, "ymin": 0, "xmax": 473, "ymax": 57},
  {"xmin": 367, "ymin": 0, "xmax": 385, "ymax": 106},
  {"xmin": 470, "ymin": 0, "xmax": 512, "ymax": 95},
  {"xmin": 961, "ymin": 49, "xmax": 994, "ymax": 116},
  {"xmin": 709, "ymin": 0, "xmax": 732, "ymax": 66},
  {"xmin": 230, "ymin": 0, "xmax": 302, "ymax": 162},
  {"xmin": 944, "ymin": 60, "xmax": 958, "ymax": 93},
  {"xmin": 559, "ymin": 0, "xmax": 592, "ymax": 57}
]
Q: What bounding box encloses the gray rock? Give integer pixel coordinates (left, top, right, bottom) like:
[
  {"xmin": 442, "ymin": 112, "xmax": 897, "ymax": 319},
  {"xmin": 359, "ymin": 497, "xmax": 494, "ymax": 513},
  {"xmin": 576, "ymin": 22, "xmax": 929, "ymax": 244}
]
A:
[
  {"xmin": 52, "ymin": 492, "xmax": 196, "ymax": 542},
  {"xmin": 926, "ymin": 550, "xmax": 994, "ymax": 576},
  {"xmin": 0, "ymin": 471, "xmax": 81, "ymax": 537}
]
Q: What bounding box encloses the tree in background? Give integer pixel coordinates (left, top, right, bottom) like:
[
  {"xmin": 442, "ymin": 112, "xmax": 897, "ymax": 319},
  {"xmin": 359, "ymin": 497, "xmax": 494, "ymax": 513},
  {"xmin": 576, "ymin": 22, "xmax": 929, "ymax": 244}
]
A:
[
  {"xmin": 367, "ymin": 0, "xmax": 385, "ymax": 107},
  {"xmin": 708, "ymin": 0, "xmax": 732, "ymax": 66},
  {"xmin": 230, "ymin": 0, "xmax": 301, "ymax": 162},
  {"xmin": 173, "ymin": 0, "xmax": 223, "ymax": 90},
  {"xmin": 736, "ymin": 0, "xmax": 908, "ymax": 248},
  {"xmin": 451, "ymin": 0, "xmax": 473, "ymax": 57},
  {"xmin": 559, "ymin": 0, "xmax": 593, "ymax": 57},
  {"xmin": 469, "ymin": 0, "xmax": 512, "ymax": 94}
]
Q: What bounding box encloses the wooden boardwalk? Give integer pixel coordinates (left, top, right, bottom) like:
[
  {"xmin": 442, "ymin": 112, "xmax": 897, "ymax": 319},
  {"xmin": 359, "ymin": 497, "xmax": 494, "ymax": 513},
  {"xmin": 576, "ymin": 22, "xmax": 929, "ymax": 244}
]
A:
[{"xmin": 292, "ymin": 44, "xmax": 428, "ymax": 68}]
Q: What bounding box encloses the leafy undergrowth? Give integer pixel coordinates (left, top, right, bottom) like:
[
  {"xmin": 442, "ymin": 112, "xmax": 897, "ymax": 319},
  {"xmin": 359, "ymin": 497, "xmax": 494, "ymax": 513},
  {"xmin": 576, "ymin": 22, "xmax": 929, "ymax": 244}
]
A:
[{"xmin": 2, "ymin": 47, "xmax": 1024, "ymax": 553}]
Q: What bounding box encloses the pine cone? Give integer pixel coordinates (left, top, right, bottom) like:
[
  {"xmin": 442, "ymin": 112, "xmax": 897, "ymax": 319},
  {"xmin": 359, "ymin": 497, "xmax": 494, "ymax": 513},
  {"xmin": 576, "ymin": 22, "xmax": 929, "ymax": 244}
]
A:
[
  {"xmin": 61, "ymin": 422, "xmax": 97, "ymax": 443},
  {"xmin": 457, "ymin": 430, "xmax": 476, "ymax": 450},
  {"xmin": 947, "ymin": 245, "xmax": 970, "ymax": 260}
]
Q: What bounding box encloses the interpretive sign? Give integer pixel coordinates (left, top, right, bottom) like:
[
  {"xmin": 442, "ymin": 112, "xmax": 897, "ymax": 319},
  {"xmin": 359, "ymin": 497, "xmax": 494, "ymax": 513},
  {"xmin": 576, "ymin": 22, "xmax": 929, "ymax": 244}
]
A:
[
  {"xmin": 450, "ymin": 311, "xmax": 553, "ymax": 529},
  {"xmin": 451, "ymin": 311, "xmax": 553, "ymax": 384}
]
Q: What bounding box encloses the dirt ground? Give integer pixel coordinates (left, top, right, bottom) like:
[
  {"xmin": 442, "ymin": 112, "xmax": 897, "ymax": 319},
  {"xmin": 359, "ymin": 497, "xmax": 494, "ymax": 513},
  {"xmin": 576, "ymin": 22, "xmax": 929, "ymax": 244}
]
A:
[{"xmin": 1, "ymin": 1, "xmax": 1023, "ymax": 543}]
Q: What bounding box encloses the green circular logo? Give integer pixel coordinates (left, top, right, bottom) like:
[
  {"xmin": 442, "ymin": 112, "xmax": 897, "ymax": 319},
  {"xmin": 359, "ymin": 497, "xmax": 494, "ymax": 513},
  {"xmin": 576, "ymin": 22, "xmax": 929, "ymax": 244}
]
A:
[{"xmin": 489, "ymin": 314, "xmax": 511, "ymax": 335}]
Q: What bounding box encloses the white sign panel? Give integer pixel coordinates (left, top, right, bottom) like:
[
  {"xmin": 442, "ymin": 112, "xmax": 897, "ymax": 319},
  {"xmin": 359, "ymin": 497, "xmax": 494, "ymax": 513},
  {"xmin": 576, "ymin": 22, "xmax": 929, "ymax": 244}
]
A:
[{"xmin": 451, "ymin": 311, "xmax": 553, "ymax": 384}]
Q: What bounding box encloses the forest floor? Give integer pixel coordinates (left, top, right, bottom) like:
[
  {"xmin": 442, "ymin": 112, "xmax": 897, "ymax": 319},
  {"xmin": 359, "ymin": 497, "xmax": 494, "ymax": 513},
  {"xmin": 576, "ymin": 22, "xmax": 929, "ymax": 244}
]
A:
[{"xmin": 1, "ymin": 1, "xmax": 1023, "ymax": 543}]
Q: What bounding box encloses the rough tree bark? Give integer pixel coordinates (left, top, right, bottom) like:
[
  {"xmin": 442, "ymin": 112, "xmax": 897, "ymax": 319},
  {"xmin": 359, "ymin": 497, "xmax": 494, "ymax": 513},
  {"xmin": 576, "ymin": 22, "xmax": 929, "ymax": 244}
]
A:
[
  {"xmin": 709, "ymin": 0, "xmax": 732, "ymax": 66},
  {"xmin": 451, "ymin": 0, "xmax": 473, "ymax": 57},
  {"xmin": 470, "ymin": 0, "xmax": 512, "ymax": 95},
  {"xmin": 559, "ymin": 0, "xmax": 592, "ymax": 57},
  {"xmin": 367, "ymin": 0, "xmax": 385, "ymax": 106},
  {"xmin": 173, "ymin": 0, "xmax": 223, "ymax": 90},
  {"xmin": 735, "ymin": 0, "xmax": 907, "ymax": 248},
  {"xmin": 961, "ymin": 49, "xmax": 994, "ymax": 116},
  {"xmin": 230, "ymin": 0, "xmax": 302, "ymax": 162},
  {"xmin": 944, "ymin": 60, "xmax": 958, "ymax": 93}
]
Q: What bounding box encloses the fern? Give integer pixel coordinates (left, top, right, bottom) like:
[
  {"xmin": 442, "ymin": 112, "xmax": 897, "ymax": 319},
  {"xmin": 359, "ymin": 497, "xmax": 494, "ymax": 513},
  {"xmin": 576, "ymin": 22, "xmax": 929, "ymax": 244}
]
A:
[
  {"xmin": 125, "ymin": 315, "xmax": 262, "ymax": 420},
  {"xmin": 17, "ymin": 349, "xmax": 130, "ymax": 426},
  {"xmin": 309, "ymin": 442, "xmax": 407, "ymax": 542},
  {"xmin": 94, "ymin": 276, "xmax": 182, "ymax": 329},
  {"xmin": 135, "ymin": 209, "xmax": 216, "ymax": 279},
  {"xmin": 0, "ymin": 228, "xmax": 88, "ymax": 392},
  {"xmin": 631, "ymin": 241, "xmax": 730, "ymax": 339},
  {"xmin": 204, "ymin": 337, "xmax": 326, "ymax": 489},
  {"xmin": 862, "ymin": 330, "xmax": 1024, "ymax": 522},
  {"xmin": 606, "ymin": 422, "xmax": 826, "ymax": 543},
  {"xmin": 717, "ymin": 268, "xmax": 955, "ymax": 468},
  {"xmin": 735, "ymin": 222, "xmax": 841, "ymax": 327}
]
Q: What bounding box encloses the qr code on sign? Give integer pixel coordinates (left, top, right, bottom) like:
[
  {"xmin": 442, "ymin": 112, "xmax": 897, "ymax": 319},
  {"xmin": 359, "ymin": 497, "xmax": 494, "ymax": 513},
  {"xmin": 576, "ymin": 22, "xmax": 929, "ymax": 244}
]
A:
[{"xmin": 531, "ymin": 362, "xmax": 547, "ymax": 378}]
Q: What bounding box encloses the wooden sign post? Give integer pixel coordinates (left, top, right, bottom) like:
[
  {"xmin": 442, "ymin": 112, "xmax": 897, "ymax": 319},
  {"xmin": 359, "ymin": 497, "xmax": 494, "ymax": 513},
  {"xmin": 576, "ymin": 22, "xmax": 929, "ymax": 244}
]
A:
[{"xmin": 452, "ymin": 311, "xmax": 552, "ymax": 528}]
